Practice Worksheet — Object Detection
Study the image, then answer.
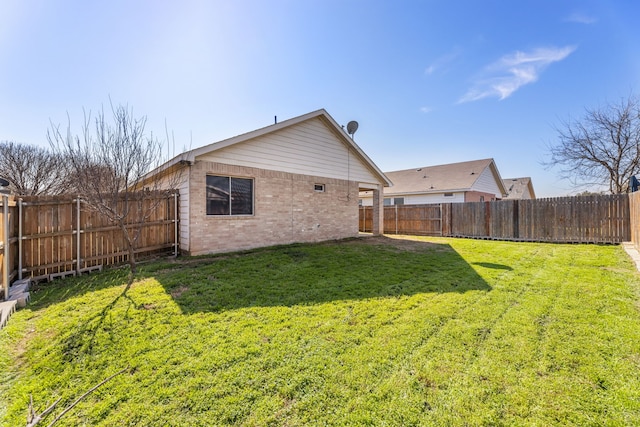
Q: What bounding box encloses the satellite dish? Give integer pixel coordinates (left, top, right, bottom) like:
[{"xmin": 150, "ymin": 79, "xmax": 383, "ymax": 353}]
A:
[
  {"xmin": 346, "ymin": 120, "xmax": 359, "ymax": 138},
  {"xmin": 0, "ymin": 177, "xmax": 10, "ymax": 187}
]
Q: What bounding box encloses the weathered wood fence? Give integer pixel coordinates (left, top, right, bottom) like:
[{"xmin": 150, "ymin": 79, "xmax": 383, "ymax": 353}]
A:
[
  {"xmin": 629, "ymin": 192, "xmax": 640, "ymax": 251},
  {"xmin": 1, "ymin": 192, "xmax": 178, "ymax": 297},
  {"xmin": 360, "ymin": 204, "xmax": 443, "ymax": 236},
  {"xmin": 360, "ymin": 194, "xmax": 631, "ymax": 244}
]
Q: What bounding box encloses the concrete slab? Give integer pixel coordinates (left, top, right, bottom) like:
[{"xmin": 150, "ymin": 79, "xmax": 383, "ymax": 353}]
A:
[
  {"xmin": 622, "ymin": 242, "xmax": 640, "ymax": 272},
  {"xmin": 0, "ymin": 300, "xmax": 17, "ymax": 330}
]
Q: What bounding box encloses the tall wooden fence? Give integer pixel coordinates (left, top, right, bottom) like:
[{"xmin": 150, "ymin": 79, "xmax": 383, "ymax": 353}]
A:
[
  {"xmin": 629, "ymin": 192, "xmax": 640, "ymax": 251},
  {"xmin": 360, "ymin": 204, "xmax": 443, "ymax": 236},
  {"xmin": 1, "ymin": 192, "xmax": 178, "ymax": 296},
  {"xmin": 360, "ymin": 194, "xmax": 631, "ymax": 244}
]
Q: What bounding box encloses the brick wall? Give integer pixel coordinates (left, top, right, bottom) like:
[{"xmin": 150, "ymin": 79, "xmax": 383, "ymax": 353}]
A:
[
  {"xmin": 187, "ymin": 161, "xmax": 359, "ymax": 255},
  {"xmin": 464, "ymin": 190, "xmax": 500, "ymax": 202}
]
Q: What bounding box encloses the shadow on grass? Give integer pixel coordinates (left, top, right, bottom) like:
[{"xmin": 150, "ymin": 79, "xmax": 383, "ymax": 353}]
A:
[
  {"xmin": 144, "ymin": 236, "xmax": 492, "ymax": 314},
  {"xmin": 58, "ymin": 278, "xmax": 138, "ymax": 362},
  {"xmin": 27, "ymin": 266, "xmax": 133, "ymax": 312},
  {"xmin": 472, "ymin": 262, "xmax": 513, "ymax": 271}
]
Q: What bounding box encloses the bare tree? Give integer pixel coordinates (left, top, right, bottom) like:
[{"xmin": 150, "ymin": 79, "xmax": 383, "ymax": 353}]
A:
[
  {"xmin": 0, "ymin": 141, "xmax": 70, "ymax": 195},
  {"xmin": 48, "ymin": 103, "xmax": 183, "ymax": 277},
  {"xmin": 545, "ymin": 94, "xmax": 640, "ymax": 194}
]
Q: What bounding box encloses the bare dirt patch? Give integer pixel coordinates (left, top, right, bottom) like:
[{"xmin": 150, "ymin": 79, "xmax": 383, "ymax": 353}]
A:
[
  {"xmin": 350, "ymin": 235, "xmax": 445, "ymax": 252},
  {"xmin": 170, "ymin": 285, "xmax": 190, "ymax": 298}
]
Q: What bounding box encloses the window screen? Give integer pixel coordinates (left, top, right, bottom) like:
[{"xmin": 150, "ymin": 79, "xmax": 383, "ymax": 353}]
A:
[{"xmin": 206, "ymin": 175, "xmax": 253, "ymax": 215}]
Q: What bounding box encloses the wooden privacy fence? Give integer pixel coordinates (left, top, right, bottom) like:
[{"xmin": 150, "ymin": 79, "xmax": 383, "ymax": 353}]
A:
[
  {"xmin": 629, "ymin": 191, "xmax": 640, "ymax": 251},
  {"xmin": 360, "ymin": 204, "xmax": 443, "ymax": 236},
  {"xmin": 360, "ymin": 194, "xmax": 631, "ymax": 244},
  {"xmin": 1, "ymin": 192, "xmax": 178, "ymax": 296}
]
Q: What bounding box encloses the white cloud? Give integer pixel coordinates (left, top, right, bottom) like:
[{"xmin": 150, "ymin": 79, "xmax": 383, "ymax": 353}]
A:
[
  {"xmin": 459, "ymin": 46, "xmax": 576, "ymax": 103},
  {"xmin": 566, "ymin": 11, "xmax": 597, "ymax": 24},
  {"xmin": 425, "ymin": 48, "xmax": 461, "ymax": 76},
  {"xmin": 420, "ymin": 106, "xmax": 433, "ymax": 114}
]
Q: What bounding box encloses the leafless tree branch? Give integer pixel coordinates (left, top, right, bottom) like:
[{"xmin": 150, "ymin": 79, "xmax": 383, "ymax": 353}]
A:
[
  {"xmin": 544, "ymin": 93, "xmax": 640, "ymax": 194},
  {"xmin": 25, "ymin": 368, "xmax": 128, "ymax": 427},
  {"xmin": 0, "ymin": 141, "xmax": 71, "ymax": 195},
  {"xmin": 48, "ymin": 101, "xmax": 186, "ymax": 277}
]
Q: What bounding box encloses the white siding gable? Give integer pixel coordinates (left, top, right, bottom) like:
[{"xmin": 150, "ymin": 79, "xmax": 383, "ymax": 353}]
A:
[
  {"xmin": 471, "ymin": 166, "xmax": 502, "ymax": 196},
  {"xmin": 196, "ymin": 117, "xmax": 380, "ymax": 185}
]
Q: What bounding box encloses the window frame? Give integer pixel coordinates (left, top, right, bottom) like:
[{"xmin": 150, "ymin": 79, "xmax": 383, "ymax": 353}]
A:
[{"xmin": 205, "ymin": 174, "xmax": 254, "ymax": 216}]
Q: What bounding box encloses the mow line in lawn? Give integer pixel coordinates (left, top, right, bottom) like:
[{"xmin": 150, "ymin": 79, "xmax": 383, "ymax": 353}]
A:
[{"xmin": 1, "ymin": 236, "xmax": 640, "ymax": 426}]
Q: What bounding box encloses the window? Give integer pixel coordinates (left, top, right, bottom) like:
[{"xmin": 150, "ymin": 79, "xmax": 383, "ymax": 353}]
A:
[
  {"xmin": 444, "ymin": 193, "xmax": 454, "ymax": 197},
  {"xmin": 479, "ymin": 196, "xmax": 485, "ymax": 202},
  {"xmin": 314, "ymin": 184, "xmax": 325, "ymax": 192},
  {"xmin": 206, "ymin": 175, "xmax": 253, "ymax": 215},
  {"xmin": 394, "ymin": 197, "xmax": 404, "ymax": 205},
  {"xmin": 384, "ymin": 198, "xmax": 392, "ymax": 206}
]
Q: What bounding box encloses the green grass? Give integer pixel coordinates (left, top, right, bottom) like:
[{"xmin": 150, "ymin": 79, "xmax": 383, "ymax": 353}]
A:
[{"xmin": 2, "ymin": 235, "xmax": 640, "ymax": 426}]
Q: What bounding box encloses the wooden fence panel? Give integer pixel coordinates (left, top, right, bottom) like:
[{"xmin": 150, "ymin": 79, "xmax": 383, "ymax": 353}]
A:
[
  {"xmin": 393, "ymin": 205, "xmax": 441, "ymax": 235},
  {"xmin": 359, "ymin": 204, "xmax": 442, "ymax": 235},
  {"xmin": 449, "ymin": 202, "xmax": 486, "ymax": 237},
  {"xmin": 359, "ymin": 205, "xmax": 373, "ymax": 233},
  {"xmin": 630, "ymin": 192, "xmax": 640, "ymax": 250},
  {"xmin": 8, "ymin": 192, "xmax": 178, "ymax": 282},
  {"xmin": 359, "ymin": 194, "xmax": 631, "ymax": 244},
  {"xmin": 21, "ymin": 197, "xmax": 75, "ymax": 278}
]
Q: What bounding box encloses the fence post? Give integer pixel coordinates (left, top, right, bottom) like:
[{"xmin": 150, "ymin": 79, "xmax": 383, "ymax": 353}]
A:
[
  {"xmin": 18, "ymin": 198, "xmax": 23, "ymax": 280},
  {"xmin": 395, "ymin": 204, "xmax": 398, "ymax": 234},
  {"xmin": 76, "ymin": 197, "xmax": 81, "ymax": 273},
  {"xmin": 484, "ymin": 201, "xmax": 491, "ymax": 237},
  {"xmin": 513, "ymin": 200, "xmax": 519, "ymax": 240},
  {"xmin": 2, "ymin": 195, "xmax": 9, "ymax": 300}
]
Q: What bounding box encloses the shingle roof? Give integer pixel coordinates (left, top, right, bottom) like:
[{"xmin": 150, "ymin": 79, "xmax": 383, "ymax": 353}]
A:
[
  {"xmin": 502, "ymin": 177, "xmax": 536, "ymax": 199},
  {"xmin": 384, "ymin": 158, "xmax": 504, "ymax": 195}
]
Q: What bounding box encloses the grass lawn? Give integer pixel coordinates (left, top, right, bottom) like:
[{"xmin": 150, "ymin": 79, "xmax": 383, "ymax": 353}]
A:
[{"xmin": 2, "ymin": 235, "xmax": 640, "ymax": 426}]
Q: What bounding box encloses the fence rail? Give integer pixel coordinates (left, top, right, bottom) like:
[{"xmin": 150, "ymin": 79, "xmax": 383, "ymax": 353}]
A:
[
  {"xmin": 1, "ymin": 192, "xmax": 178, "ymax": 297},
  {"xmin": 360, "ymin": 194, "xmax": 631, "ymax": 244}
]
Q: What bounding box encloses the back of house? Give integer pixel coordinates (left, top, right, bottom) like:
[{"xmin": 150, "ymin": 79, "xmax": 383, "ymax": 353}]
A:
[{"xmin": 152, "ymin": 109, "xmax": 391, "ymax": 255}]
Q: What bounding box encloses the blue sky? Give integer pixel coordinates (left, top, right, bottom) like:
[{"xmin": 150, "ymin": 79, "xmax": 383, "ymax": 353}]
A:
[{"xmin": 1, "ymin": 0, "xmax": 639, "ymax": 197}]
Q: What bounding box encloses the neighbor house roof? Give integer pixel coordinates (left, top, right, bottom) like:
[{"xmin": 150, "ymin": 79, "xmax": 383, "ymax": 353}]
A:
[
  {"xmin": 147, "ymin": 109, "xmax": 392, "ymax": 187},
  {"xmin": 502, "ymin": 177, "xmax": 536, "ymax": 199},
  {"xmin": 383, "ymin": 158, "xmax": 507, "ymax": 196}
]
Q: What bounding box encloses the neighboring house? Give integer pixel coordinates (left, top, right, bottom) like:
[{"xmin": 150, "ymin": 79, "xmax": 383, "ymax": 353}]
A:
[
  {"xmin": 502, "ymin": 177, "xmax": 536, "ymax": 199},
  {"xmin": 150, "ymin": 109, "xmax": 391, "ymax": 255},
  {"xmin": 360, "ymin": 158, "xmax": 507, "ymax": 206}
]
